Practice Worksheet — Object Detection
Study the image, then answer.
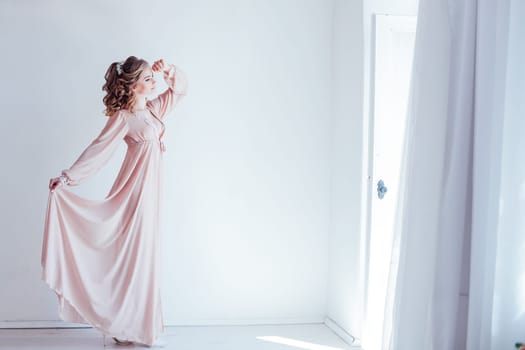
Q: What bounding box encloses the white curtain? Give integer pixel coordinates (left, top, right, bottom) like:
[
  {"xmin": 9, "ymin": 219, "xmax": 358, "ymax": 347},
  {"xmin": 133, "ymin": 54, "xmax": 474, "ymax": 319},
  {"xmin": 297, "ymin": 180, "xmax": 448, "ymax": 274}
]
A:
[{"xmin": 381, "ymin": 0, "xmax": 521, "ymax": 349}]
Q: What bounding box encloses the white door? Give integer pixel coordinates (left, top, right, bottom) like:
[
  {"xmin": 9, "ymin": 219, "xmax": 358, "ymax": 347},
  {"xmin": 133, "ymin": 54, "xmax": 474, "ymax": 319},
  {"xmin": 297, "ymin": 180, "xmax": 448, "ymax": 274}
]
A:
[{"xmin": 362, "ymin": 14, "xmax": 417, "ymax": 350}]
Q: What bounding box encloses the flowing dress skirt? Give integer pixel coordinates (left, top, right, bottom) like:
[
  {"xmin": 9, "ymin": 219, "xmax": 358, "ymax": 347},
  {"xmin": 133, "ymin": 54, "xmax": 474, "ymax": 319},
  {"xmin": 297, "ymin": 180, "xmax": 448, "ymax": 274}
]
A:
[{"xmin": 41, "ymin": 140, "xmax": 165, "ymax": 346}]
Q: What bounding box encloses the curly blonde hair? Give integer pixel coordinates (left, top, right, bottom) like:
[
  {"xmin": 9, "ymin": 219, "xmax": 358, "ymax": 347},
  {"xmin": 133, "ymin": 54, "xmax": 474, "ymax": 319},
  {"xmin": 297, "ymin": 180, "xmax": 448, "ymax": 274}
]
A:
[{"xmin": 102, "ymin": 56, "xmax": 149, "ymax": 117}]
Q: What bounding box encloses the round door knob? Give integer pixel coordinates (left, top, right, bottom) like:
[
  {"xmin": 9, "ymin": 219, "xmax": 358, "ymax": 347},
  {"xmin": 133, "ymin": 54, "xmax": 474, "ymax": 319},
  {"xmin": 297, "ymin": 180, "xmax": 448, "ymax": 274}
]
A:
[{"xmin": 377, "ymin": 180, "xmax": 388, "ymax": 199}]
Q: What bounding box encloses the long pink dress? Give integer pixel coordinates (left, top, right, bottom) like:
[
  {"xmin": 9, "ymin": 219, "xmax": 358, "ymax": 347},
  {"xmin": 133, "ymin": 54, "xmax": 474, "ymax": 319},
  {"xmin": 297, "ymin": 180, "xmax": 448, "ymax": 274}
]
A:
[{"xmin": 40, "ymin": 64, "xmax": 188, "ymax": 346}]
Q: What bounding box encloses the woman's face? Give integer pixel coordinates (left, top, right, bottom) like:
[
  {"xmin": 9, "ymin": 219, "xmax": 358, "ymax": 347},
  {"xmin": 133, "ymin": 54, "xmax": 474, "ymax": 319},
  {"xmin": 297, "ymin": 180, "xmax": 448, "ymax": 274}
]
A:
[{"xmin": 133, "ymin": 65, "xmax": 156, "ymax": 96}]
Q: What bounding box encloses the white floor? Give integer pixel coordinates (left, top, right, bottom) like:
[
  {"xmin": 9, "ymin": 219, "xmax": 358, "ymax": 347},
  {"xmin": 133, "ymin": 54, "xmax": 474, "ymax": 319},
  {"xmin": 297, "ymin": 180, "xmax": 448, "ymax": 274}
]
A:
[{"xmin": 0, "ymin": 324, "xmax": 359, "ymax": 350}]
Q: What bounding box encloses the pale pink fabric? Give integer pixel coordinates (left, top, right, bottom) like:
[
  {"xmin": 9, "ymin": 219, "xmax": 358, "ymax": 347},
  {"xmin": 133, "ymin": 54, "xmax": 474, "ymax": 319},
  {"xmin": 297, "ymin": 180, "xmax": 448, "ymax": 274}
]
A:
[{"xmin": 41, "ymin": 65, "xmax": 188, "ymax": 346}]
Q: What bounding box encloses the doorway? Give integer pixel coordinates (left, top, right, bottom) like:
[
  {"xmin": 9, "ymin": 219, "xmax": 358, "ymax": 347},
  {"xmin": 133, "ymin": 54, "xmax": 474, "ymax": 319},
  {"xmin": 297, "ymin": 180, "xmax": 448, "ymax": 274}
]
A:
[{"xmin": 362, "ymin": 14, "xmax": 417, "ymax": 350}]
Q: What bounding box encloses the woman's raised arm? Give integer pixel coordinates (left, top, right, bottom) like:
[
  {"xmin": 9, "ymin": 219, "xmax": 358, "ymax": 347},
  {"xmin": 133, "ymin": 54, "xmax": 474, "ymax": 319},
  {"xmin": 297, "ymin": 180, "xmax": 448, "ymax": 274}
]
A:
[{"xmin": 147, "ymin": 63, "xmax": 188, "ymax": 120}]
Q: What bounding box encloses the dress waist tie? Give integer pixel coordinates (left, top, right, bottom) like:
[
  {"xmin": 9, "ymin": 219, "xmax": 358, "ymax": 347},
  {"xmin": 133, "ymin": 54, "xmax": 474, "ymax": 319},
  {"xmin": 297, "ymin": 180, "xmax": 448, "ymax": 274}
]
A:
[{"xmin": 126, "ymin": 140, "xmax": 166, "ymax": 152}]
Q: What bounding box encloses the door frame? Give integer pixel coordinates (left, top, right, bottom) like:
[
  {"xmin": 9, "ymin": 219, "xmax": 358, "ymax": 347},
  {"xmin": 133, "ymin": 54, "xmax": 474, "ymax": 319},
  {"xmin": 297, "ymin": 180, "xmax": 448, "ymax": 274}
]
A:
[{"xmin": 361, "ymin": 13, "xmax": 417, "ymax": 346}]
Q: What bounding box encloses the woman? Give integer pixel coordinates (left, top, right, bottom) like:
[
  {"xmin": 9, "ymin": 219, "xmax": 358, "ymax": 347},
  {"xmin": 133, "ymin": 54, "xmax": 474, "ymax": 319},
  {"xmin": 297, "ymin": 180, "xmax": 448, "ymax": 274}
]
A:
[{"xmin": 41, "ymin": 56, "xmax": 188, "ymax": 347}]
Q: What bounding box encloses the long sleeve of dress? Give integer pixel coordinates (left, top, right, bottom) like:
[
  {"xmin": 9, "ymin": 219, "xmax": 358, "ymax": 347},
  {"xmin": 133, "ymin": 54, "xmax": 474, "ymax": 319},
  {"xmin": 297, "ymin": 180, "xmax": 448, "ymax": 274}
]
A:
[
  {"xmin": 146, "ymin": 64, "xmax": 188, "ymax": 120},
  {"xmin": 61, "ymin": 111, "xmax": 129, "ymax": 186}
]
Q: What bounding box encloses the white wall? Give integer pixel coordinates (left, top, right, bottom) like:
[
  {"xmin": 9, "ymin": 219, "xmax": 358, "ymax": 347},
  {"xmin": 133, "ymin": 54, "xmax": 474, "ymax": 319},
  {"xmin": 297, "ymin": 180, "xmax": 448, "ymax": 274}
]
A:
[
  {"xmin": 328, "ymin": 0, "xmax": 365, "ymax": 340},
  {"xmin": 0, "ymin": 0, "xmax": 334, "ymax": 326}
]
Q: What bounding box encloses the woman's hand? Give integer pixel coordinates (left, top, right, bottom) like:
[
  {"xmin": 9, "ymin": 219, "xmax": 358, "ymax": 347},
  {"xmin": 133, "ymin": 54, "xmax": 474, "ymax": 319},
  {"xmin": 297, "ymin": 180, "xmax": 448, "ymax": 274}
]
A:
[
  {"xmin": 49, "ymin": 177, "xmax": 62, "ymax": 192},
  {"xmin": 152, "ymin": 59, "xmax": 171, "ymax": 73}
]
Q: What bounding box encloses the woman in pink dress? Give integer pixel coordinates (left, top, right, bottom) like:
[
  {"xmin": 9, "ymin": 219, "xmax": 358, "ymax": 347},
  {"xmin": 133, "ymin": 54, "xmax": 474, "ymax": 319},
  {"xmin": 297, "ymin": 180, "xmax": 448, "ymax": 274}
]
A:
[{"xmin": 41, "ymin": 55, "xmax": 188, "ymax": 347}]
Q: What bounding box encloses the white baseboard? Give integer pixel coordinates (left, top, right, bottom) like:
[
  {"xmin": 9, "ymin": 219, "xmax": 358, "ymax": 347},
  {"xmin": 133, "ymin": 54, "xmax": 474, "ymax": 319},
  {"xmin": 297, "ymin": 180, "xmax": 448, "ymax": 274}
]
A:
[
  {"xmin": 0, "ymin": 317, "xmax": 326, "ymax": 329},
  {"xmin": 0, "ymin": 320, "xmax": 90, "ymax": 329},
  {"xmin": 323, "ymin": 317, "xmax": 360, "ymax": 348}
]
